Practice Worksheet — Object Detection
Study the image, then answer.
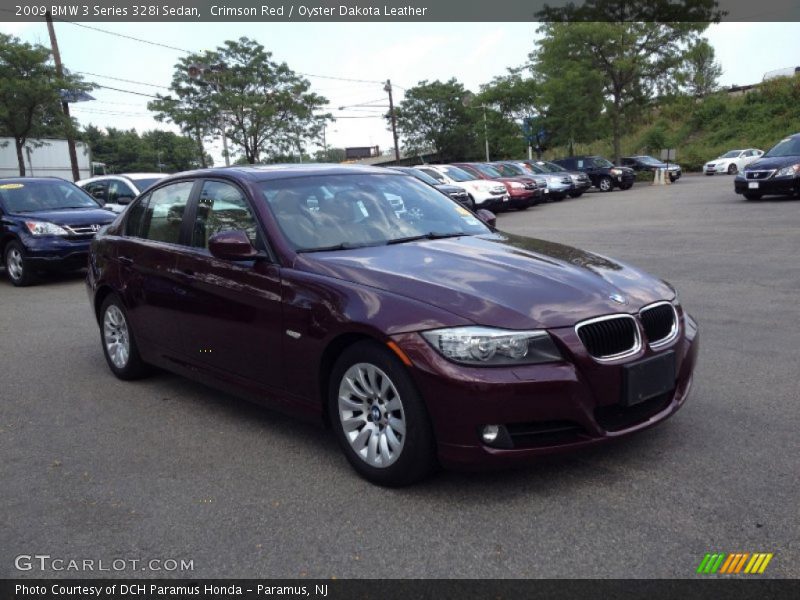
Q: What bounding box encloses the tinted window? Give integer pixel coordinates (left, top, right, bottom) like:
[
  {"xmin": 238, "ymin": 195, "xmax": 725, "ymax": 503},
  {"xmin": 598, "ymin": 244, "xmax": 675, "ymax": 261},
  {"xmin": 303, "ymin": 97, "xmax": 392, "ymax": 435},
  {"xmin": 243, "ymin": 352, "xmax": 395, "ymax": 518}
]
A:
[
  {"xmin": 83, "ymin": 181, "xmax": 108, "ymax": 204},
  {"xmin": 139, "ymin": 181, "xmax": 194, "ymax": 244},
  {"xmin": 108, "ymin": 180, "xmax": 135, "ymax": 203},
  {"xmin": 259, "ymin": 174, "xmax": 489, "ymax": 252},
  {"xmin": 191, "ymin": 180, "xmax": 260, "ymax": 249},
  {"xmin": 417, "ymin": 168, "xmax": 445, "ymax": 183},
  {"xmin": 125, "ymin": 194, "xmax": 149, "ymax": 237},
  {"xmin": 764, "ymin": 137, "xmax": 800, "ymax": 158},
  {"xmin": 0, "ymin": 180, "xmax": 99, "ymax": 212}
]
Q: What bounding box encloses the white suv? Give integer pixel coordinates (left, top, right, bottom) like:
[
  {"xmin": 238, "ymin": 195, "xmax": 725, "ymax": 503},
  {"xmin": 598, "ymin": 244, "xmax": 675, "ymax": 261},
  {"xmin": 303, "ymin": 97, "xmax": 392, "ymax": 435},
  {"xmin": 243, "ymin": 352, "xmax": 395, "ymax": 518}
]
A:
[
  {"xmin": 414, "ymin": 165, "xmax": 509, "ymax": 210},
  {"xmin": 76, "ymin": 173, "xmax": 167, "ymax": 213}
]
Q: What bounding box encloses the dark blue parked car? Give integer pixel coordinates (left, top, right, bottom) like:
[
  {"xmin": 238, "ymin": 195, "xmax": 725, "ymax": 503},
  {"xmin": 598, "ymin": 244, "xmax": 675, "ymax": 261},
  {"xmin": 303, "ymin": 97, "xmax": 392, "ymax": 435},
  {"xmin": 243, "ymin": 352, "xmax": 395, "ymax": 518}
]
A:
[{"xmin": 0, "ymin": 178, "xmax": 116, "ymax": 286}]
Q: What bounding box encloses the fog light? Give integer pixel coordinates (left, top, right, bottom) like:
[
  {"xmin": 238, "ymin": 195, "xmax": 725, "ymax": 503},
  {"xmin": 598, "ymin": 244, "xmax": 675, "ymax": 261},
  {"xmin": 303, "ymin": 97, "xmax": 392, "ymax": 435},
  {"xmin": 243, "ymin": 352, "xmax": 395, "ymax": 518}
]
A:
[{"xmin": 481, "ymin": 425, "xmax": 500, "ymax": 443}]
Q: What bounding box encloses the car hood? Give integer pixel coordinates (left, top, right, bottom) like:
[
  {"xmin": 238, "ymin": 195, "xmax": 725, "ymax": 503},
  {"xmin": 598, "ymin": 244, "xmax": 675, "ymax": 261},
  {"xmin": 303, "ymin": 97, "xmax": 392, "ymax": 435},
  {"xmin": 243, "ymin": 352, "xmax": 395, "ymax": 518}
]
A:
[
  {"xmin": 11, "ymin": 207, "xmax": 116, "ymax": 226},
  {"xmin": 745, "ymin": 156, "xmax": 800, "ymax": 171},
  {"xmin": 295, "ymin": 232, "xmax": 674, "ymax": 330}
]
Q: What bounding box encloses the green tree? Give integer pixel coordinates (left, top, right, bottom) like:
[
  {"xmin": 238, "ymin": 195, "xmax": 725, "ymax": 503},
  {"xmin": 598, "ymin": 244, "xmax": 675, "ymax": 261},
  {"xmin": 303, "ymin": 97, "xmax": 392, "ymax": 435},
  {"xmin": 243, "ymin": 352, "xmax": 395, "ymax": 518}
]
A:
[
  {"xmin": 0, "ymin": 33, "xmax": 90, "ymax": 175},
  {"xmin": 149, "ymin": 38, "xmax": 330, "ymax": 165},
  {"xmin": 477, "ymin": 71, "xmax": 541, "ymax": 158},
  {"xmin": 678, "ymin": 39, "xmax": 722, "ymax": 98},
  {"xmin": 394, "ymin": 79, "xmax": 478, "ymax": 162},
  {"xmin": 533, "ymin": 1, "xmax": 720, "ymax": 161}
]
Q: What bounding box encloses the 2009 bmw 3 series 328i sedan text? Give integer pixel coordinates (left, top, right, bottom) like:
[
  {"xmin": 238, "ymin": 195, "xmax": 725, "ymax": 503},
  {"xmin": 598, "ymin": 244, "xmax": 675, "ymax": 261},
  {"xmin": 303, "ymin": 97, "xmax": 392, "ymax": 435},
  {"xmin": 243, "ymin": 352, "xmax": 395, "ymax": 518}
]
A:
[{"xmin": 87, "ymin": 165, "xmax": 698, "ymax": 486}]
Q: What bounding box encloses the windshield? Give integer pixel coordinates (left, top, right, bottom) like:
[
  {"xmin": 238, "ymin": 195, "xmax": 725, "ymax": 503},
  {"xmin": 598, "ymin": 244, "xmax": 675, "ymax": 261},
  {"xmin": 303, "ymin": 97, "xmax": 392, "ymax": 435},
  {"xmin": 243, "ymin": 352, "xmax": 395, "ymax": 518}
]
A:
[
  {"xmin": 472, "ymin": 163, "xmax": 503, "ymax": 178},
  {"xmin": 440, "ymin": 166, "xmax": 476, "ymax": 182},
  {"xmin": 0, "ymin": 180, "xmax": 99, "ymax": 213},
  {"xmin": 591, "ymin": 157, "xmax": 614, "ymax": 168},
  {"xmin": 636, "ymin": 156, "xmax": 663, "ymax": 165},
  {"xmin": 259, "ymin": 173, "xmax": 489, "ymax": 252},
  {"xmin": 537, "ymin": 161, "xmax": 565, "ymax": 173},
  {"xmin": 402, "ymin": 168, "xmax": 441, "ymax": 187},
  {"xmin": 764, "ymin": 137, "xmax": 800, "ymax": 158},
  {"xmin": 492, "ymin": 163, "xmax": 525, "ymax": 177},
  {"xmin": 131, "ymin": 178, "xmax": 163, "ymax": 192},
  {"xmin": 720, "ymin": 150, "xmax": 742, "ymax": 158}
]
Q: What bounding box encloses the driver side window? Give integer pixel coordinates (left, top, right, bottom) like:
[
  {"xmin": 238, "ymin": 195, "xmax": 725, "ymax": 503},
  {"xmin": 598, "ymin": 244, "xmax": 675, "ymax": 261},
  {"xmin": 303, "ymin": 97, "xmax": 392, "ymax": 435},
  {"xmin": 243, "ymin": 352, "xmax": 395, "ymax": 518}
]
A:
[{"xmin": 190, "ymin": 180, "xmax": 262, "ymax": 250}]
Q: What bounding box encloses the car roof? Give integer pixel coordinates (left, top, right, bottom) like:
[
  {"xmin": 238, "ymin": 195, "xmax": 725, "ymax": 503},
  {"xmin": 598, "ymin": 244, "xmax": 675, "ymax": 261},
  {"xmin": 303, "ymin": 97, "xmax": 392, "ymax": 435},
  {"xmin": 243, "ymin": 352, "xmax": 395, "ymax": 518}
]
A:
[
  {"xmin": 123, "ymin": 173, "xmax": 167, "ymax": 179},
  {"xmin": 0, "ymin": 177, "xmax": 73, "ymax": 184},
  {"xmin": 158, "ymin": 163, "xmax": 401, "ymax": 184}
]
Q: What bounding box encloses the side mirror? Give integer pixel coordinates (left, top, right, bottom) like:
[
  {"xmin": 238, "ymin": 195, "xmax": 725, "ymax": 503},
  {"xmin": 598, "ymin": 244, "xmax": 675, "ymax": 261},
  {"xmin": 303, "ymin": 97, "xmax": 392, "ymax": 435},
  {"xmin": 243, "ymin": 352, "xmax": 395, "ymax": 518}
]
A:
[
  {"xmin": 116, "ymin": 194, "xmax": 135, "ymax": 205},
  {"xmin": 208, "ymin": 230, "xmax": 259, "ymax": 260},
  {"xmin": 476, "ymin": 209, "xmax": 496, "ymax": 229}
]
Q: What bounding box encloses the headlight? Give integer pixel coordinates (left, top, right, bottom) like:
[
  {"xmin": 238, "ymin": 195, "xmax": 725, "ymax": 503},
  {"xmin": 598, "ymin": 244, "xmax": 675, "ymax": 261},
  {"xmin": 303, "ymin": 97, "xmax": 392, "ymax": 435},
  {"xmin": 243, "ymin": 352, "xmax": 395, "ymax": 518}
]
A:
[
  {"xmin": 421, "ymin": 326, "xmax": 562, "ymax": 366},
  {"xmin": 775, "ymin": 163, "xmax": 800, "ymax": 177},
  {"xmin": 25, "ymin": 221, "xmax": 69, "ymax": 236},
  {"xmin": 610, "ymin": 168, "xmax": 622, "ymax": 175},
  {"xmin": 509, "ymin": 181, "xmax": 524, "ymax": 189}
]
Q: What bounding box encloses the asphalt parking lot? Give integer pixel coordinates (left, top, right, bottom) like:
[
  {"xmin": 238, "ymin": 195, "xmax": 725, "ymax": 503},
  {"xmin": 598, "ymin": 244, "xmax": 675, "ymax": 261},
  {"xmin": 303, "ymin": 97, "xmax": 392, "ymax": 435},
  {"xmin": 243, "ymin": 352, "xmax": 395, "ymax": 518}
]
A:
[{"xmin": 1, "ymin": 174, "xmax": 798, "ymax": 579}]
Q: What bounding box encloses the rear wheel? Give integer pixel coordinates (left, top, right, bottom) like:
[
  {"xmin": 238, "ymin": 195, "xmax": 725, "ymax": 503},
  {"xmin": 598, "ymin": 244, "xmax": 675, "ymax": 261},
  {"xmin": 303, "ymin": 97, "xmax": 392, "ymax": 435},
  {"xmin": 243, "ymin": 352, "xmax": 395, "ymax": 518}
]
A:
[
  {"xmin": 728, "ymin": 164, "xmax": 738, "ymax": 175},
  {"xmin": 329, "ymin": 341, "xmax": 436, "ymax": 486},
  {"xmin": 4, "ymin": 241, "xmax": 36, "ymax": 287},
  {"xmin": 743, "ymin": 192, "xmax": 762, "ymax": 201},
  {"xmin": 100, "ymin": 294, "xmax": 150, "ymax": 380},
  {"xmin": 598, "ymin": 176, "xmax": 613, "ymax": 192}
]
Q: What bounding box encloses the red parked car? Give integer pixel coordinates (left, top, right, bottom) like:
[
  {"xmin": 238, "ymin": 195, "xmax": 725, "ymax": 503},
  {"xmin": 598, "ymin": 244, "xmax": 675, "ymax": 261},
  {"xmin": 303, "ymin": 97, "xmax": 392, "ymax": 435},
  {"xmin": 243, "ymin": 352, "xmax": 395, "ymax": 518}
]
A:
[
  {"xmin": 450, "ymin": 162, "xmax": 542, "ymax": 210},
  {"xmin": 87, "ymin": 165, "xmax": 698, "ymax": 486}
]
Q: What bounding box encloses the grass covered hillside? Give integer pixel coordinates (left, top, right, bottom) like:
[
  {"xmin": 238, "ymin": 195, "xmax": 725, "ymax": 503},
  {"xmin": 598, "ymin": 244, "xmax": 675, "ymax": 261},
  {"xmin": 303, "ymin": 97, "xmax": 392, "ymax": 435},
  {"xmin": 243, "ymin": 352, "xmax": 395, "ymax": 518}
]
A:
[{"xmin": 542, "ymin": 76, "xmax": 800, "ymax": 171}]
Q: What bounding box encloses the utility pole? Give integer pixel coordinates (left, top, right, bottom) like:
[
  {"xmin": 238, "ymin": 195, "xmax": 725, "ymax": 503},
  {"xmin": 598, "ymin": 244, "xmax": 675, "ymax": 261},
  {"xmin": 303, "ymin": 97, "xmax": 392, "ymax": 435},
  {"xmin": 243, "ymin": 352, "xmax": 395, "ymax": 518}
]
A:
[
  {"xmin": 482, "ymin": 104, "xmax": 490, "ymax": 162},
  {"xmin": 45, "ymin": 11, "xmax": 80, "ymax": 182},
  {"xmin": 384, "ymin": 80, "xmax": 400, "ymax": 163}
]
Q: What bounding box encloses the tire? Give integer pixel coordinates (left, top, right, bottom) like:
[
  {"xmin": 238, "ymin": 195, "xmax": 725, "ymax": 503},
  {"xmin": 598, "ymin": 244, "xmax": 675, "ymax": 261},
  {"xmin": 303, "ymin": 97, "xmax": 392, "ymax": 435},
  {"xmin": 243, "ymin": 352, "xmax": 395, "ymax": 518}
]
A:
[
  {"xmin": 99, "ymin": 293, "xmax": 150, "ymax": 380},
  {"xmin": 4, "ymin": 240, "xmax": 36, "ymax": 287},
  {"xmin": 705, "ymin": 172, "xmax": 714, "ymax": 176},
  {"xmin": 619, "ymin": 183, "xmax": 633, "ymax": 190},
  {"xmin": 328, "ymin": 340, "xmax": 436, "ymax": 486},
  {"xmin": 598, "ymin": 176, "xmax": 613, "ymax": 192},
  {"xmin": 728, "ymin": 164, "xmax": 738, "ymax": 175},
  {"xmin": 743, "ymin": 192, "xmax": 762, "ymax": 201},
  {"xmin": 568, "ymin": 191, "xmax": 584, "ymax": 199}
]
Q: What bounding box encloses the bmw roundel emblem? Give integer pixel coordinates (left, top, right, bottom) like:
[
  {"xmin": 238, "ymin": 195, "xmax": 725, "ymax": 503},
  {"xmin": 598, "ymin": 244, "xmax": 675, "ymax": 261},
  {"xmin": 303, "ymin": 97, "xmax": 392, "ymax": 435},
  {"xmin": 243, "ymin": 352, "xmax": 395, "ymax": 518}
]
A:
[{"xmin": 609, "ymin": 293, "xmax": 627, "ymax": 305}]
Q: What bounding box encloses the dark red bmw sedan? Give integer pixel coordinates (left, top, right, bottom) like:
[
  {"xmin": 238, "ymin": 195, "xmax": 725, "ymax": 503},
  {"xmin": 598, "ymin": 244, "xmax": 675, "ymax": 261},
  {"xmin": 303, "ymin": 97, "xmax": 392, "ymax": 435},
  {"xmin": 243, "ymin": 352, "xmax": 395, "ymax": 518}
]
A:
[{"xmin": 87, "ymin": 165, "xmax": 698, "ymax": 486}]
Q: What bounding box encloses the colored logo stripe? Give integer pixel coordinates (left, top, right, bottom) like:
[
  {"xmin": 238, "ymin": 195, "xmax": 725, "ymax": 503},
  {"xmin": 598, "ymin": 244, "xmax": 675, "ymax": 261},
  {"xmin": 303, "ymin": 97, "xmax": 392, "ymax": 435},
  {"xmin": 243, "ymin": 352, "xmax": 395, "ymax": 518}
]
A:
[{"xmin": 697, "ymin": 553, "xmax": 773, "ymax": 574}]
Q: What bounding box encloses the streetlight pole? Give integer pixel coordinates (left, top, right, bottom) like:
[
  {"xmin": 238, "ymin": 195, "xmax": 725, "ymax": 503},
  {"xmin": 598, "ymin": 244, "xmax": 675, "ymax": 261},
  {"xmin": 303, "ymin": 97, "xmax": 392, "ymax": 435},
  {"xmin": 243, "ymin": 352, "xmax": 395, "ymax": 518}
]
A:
[
  {"xmin": 482, "ymin": 104, "xmax": 490, "ymax": 162},
  {"xmin": 384, "ymin": 79, "xmax": 400, "ymax": 163}
]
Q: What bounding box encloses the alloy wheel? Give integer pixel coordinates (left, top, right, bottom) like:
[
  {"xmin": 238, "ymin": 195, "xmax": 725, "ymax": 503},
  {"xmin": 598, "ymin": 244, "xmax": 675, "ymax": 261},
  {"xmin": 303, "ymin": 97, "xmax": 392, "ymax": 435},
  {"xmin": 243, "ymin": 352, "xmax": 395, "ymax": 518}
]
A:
[
  {"xmin": 599, "ymin": 177, "xmax": 612, "ymax": 192},
  {"xmin": 103, "ymin": 305, "xmax": 130, "ymax": 369},
  {"xmin": 337, "ymin": 363, "xmax": 406, "ymax": 468},
  {"xmin": 6, "ymin": 247, "xmax": 23, "ymax": 282}
]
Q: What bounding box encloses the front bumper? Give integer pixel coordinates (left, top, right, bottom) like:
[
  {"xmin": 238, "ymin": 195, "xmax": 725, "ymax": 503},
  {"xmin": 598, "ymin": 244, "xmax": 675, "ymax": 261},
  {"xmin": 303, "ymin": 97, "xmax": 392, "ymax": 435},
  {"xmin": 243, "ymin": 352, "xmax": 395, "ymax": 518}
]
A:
[
  {"xmin": 508, "ymin": 189, "xmax": 541, "ymax": 208},
  {"xmin": 19, "ymin": 235, "xmax": 93, "ymax": 271},
  {"xmin": 476, "ymin": 193, "xmax": 510, "ymax": 210},
  {"xmin": 391, "ymin": 310, "xmax": 698, "ymax": 469},
  {"xmin": 735, "ymin": 176, "xmax": 799, "ymax": 196}
]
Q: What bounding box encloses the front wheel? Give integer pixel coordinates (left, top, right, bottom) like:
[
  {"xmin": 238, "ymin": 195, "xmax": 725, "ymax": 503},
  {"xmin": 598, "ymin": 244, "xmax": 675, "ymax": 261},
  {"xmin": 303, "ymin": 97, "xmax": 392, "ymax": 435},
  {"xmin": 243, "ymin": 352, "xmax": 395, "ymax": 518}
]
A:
[
  {"xmin": 100, "ymin": 294, "xmax": 150, "ymax": 380},
  {"xmin": 568, "ymin": 191, "xmax": 584, "ymax": 198},
  {"xmin": 743, "ymin": 192, "xmax": 762, "ymax": 201},
  {"xmin": 598, "ymin": 176, "xmax": 613, "ymax": 192},
  {"xmin": 728, "ymin": 164, "xmax": 738, "ymax": 175},
  {"xmin": 329, "ymin": 341, "xmax": 436, "ymax": 486},
  {"xmin": 4, "ymin": 241, "xmax": 36, "ymax": 287}
]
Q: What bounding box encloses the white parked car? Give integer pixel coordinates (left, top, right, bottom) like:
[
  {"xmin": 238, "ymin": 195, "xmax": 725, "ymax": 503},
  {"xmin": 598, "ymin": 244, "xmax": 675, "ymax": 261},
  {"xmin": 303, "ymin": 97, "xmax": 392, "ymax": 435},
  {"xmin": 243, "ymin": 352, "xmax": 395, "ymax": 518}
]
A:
[
  {"xmin": 414, "ymin": 164, "xmax": 509, "ymax": 211},
  {"xmin": 76, "ymin": 173, "xmax": 167, "ymax": 213},
  {"xmin": 703, "ymin": 149, "xmax": 763, "ymax": 175}
]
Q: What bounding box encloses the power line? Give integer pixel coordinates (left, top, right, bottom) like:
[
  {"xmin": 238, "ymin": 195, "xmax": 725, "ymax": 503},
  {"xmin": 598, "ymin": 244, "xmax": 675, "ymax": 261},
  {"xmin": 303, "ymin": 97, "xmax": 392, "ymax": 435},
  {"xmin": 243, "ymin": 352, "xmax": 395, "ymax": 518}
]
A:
[
  {"xmin": 60, "ymin": 21, "xmax": 192, "ymax": 54},
  {"xmin": 92, "ymin": 84, "xmax": 162, "ymax": 99},
  {"xmin": 77, "ymin": 71, "xmax": 170, "ymax": 90}
]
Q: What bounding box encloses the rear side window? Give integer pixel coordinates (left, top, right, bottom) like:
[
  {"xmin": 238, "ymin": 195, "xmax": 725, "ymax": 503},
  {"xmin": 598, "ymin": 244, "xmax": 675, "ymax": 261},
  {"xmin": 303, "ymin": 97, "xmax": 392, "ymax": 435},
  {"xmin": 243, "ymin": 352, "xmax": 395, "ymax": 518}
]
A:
[
  {"xmin": 139, "ymin": 181, "xmax": 194, "ymax": 244},
  {"xmin": 190, "ymin": 180, "xmax": 260, "ymax": 250}
]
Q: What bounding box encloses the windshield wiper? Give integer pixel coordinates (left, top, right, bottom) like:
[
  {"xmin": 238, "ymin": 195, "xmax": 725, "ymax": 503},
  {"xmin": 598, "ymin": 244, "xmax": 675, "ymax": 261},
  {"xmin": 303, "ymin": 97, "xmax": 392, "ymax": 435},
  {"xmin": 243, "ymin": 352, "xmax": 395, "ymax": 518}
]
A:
[
  {"xmin": 297, "ymin": 241, "xmax": 383, "ymax": 253},
  {"xmin": 386, "ymin": 231, "xmax": 466, "ymax": 245}
]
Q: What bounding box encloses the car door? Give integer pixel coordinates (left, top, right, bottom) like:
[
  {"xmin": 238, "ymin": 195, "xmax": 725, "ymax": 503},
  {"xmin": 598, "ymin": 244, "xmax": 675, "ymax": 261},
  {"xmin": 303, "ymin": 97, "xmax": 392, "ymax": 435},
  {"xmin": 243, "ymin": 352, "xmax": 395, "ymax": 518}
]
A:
[
  {"xmin": 171, "ymin": 178, "xmax": 285, "ymax": 390},
  {"xmin": 115, "ymin": 179, "xmax": 197, "ymax": 356}
]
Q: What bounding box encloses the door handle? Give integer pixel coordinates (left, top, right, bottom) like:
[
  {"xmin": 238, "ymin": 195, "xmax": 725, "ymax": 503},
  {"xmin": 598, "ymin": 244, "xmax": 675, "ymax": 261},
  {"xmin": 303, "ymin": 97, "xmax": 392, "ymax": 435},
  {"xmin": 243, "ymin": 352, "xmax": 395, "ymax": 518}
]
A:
[
  {"xmin": 119, "ymin": 256, "xmax": 133, "ymax": 266},
  {"xmin": 173, "ymin": 286, "xmax": 188, "ymax": 296}
]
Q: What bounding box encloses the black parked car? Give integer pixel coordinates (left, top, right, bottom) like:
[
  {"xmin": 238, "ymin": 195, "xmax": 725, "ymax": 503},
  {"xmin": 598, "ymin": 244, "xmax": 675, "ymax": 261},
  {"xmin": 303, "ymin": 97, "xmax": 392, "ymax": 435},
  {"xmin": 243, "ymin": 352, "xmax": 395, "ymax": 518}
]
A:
[
  {"xmin": 0, "ymin": 178, "xmax": 116, "ymax": 286},
  {"xmin": 734, "ymin": 133, "xmax": 800, "ymax": 201},
  {"xmin": 621, "ymin": 156, "xmax": 682, "ymax": 182},
  {"xmin": 386, "ymin": 167, "xmax": 471, "ymax": 208},
  {"xmin": 553, "ymin": 156, "xmax": 635, "ymax": 192}
]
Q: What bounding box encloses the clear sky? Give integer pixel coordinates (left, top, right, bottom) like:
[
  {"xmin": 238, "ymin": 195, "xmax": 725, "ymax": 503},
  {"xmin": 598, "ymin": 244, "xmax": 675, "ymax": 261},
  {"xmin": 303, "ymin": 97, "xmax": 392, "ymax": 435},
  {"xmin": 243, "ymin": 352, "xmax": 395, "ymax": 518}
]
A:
[{"xmin": 1, "ymin": 20, "xmax": 798, "ymax": 164}]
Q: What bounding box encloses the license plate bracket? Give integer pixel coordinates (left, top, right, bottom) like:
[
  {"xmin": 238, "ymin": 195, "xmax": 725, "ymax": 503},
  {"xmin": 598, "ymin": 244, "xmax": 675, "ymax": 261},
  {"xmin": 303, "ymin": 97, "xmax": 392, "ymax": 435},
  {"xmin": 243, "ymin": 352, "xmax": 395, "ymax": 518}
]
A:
[{"xmin": 622, "ymin": 351, "xmax": 676, "ymax": 407}]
